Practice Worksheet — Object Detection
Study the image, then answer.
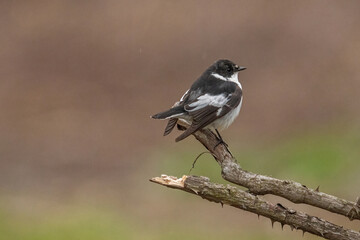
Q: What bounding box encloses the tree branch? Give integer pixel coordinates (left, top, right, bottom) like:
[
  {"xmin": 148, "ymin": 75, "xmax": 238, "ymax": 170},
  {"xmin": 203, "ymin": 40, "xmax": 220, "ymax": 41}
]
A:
[
  {"xmin": 150, "ymin": 175, "xmax": 360, "ymax": 240},
  {"xmin": 191, "ymin": 128, "xmax": 360, "ymax": 221},
  {"xmin": 151, "ymin": 124, "xmax": 359, "ymax": 239}
]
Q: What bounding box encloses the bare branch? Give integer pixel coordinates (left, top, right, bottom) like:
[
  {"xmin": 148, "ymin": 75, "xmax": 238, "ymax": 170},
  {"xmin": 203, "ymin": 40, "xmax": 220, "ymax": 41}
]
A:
[
  {"xmin": 151, "ymin": 123, "xmax": 359, "ymax": 238},
  {"xmin": 151, "ymin": 175, "xmax": 360, "ymax": 240},
  {"xmin": 191, "ymin": 127, "xmax": 360, "ymax": 221}
]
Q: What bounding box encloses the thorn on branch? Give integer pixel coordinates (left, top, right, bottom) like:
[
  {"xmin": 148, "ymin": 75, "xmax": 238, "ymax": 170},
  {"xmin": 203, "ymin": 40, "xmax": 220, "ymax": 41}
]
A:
[
  {"xmin": 315, "ymin": 185, "xmax": 320, "ymax": 192},
  {"xmin": 271, "ymin": 219, "xmax": 275, "ymax": 228},
  {"xmin": 276, "ymin": 203, "xmax": 287, "ymax": 210}
]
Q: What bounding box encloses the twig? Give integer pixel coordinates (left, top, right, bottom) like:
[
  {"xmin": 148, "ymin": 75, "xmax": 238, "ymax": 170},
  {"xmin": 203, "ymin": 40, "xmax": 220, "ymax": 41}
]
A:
[{"xmin": 189, "ymin": 151, "xmax": 211, "ymax": 173}]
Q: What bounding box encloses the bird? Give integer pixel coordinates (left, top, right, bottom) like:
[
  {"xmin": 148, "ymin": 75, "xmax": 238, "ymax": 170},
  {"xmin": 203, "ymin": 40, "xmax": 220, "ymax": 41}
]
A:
[{"xmin": 151, "ymin": 59, "xmax": 246, "ymax": 143}]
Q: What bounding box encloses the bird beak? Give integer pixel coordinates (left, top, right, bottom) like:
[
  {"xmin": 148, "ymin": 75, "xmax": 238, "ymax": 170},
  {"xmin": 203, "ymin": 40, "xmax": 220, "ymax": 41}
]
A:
[{"xmin": 236, "ymin": 66, "xmax": 247, "ymax": 72}]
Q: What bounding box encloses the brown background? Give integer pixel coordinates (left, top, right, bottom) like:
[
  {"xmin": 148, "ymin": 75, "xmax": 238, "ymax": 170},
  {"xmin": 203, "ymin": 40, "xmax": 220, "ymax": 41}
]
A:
[{"xmin": 0, "ymin": 1, "xmax": 359, "ymax": 239}]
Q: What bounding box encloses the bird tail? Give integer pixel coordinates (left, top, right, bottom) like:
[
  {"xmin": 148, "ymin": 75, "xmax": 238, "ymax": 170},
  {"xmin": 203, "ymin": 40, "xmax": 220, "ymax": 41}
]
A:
[
  {"xmin": 175, "ymin": 128, "xmax": 193, "ymax": 142},
  {"xmin": 151, "ymin": 106, "xmax": 184, "ymax": 119},
  {"xmin": 163, "ymin": 118, "xmax": 178, "ymax": 136}
]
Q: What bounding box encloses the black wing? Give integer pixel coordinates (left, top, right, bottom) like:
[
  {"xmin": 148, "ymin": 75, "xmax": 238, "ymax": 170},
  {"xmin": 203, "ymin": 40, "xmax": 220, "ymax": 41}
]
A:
[
  {"xmin": 161, "ymin": 89, "xmax": 191, "ymax": 136},
  {"xmin": 175, "ymin": 86, "xmax": 242, "ymax": 142}
]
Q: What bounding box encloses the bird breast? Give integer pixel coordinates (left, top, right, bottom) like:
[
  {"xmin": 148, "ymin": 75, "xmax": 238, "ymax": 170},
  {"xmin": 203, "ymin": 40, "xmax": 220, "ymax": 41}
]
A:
[{"xmin": 207, "ymin": 97, "xmax": 242, "ymax": 130}]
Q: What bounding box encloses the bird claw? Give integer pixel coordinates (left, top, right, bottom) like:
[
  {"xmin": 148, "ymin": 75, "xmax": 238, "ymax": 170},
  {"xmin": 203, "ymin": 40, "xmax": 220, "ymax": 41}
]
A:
[
  {"xmin": 213, "ymin": 129, "xmax": 228, "ymax": 150},
  {"xmin": 214, "ymin": 138, "xmax": 228, "ymax": 150}
]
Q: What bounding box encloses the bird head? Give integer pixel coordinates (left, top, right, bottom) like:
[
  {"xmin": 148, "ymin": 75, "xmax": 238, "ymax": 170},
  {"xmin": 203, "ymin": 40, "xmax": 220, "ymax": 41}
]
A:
[{"xmin": 213, "ymin": 59, "xmax": 246, "ymax": 78}]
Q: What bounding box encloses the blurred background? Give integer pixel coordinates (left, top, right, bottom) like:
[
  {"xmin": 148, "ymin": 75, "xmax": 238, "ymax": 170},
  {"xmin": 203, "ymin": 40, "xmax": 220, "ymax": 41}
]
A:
[{"xmin": 0, "ymin": 1, "xmax": 359, "ymax": 239}]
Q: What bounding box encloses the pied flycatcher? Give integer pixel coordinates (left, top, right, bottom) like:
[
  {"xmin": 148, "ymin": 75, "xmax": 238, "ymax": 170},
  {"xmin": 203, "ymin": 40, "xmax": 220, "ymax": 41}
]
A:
[{"xmin": 152, "ymin": 59, "xmax": 246, "ymax": 142}]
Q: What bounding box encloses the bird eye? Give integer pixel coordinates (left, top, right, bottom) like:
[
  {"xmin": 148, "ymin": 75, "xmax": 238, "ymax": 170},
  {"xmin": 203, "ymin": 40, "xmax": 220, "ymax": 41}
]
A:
[{"xmin": 227, "ymin": 67, "xmax": 232, "ymax": 72}]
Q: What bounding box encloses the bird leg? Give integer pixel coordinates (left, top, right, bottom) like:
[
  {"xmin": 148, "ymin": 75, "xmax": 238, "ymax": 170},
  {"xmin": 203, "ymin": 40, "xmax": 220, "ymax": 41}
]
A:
[{"xmin": 213, "ymin": 129, "xmax": 228, "ymax": 149}]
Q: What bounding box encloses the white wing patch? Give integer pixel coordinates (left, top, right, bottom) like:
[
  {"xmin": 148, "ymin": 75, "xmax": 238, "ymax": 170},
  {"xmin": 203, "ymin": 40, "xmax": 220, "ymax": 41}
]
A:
[{"xmin": 186, "ymin": 94, "xmax": 229, "ymax": 112}]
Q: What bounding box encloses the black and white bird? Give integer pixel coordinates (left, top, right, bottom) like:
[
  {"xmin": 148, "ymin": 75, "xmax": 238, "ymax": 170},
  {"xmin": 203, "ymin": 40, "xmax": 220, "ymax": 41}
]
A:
[{"xmin": 152, "ymin": 59, "xmax": 246, "ymax": 142}]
